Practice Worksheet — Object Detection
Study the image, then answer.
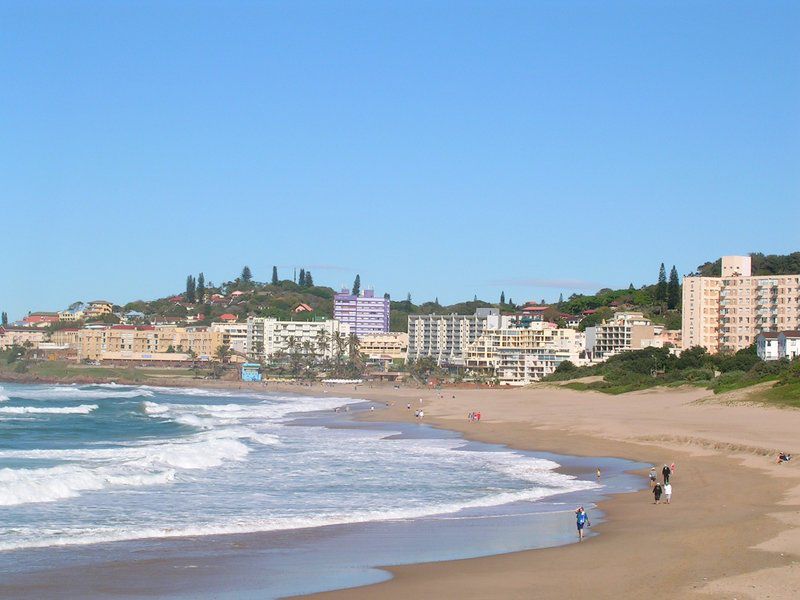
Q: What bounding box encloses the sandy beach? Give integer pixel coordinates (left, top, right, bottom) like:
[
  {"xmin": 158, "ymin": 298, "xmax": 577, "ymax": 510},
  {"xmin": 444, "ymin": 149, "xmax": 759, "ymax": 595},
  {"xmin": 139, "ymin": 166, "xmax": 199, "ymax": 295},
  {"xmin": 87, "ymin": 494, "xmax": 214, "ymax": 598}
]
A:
[{"xmin": 259, "ymin": 381, "xmax": 800, "ymax": 600}]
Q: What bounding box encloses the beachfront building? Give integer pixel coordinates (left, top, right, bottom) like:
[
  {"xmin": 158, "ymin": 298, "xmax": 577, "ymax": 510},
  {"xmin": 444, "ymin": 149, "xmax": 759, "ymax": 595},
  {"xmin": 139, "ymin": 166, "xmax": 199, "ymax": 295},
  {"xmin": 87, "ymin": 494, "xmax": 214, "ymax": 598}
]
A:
[
  {"xmin": 246, "ymin": 317, "xmax": 349, "ymax": 362},
  {"xmin": 211, "ymin": 321, "xmax": 249, "ymax": 354},
  {"xmin": 465, "ymin": 322, "xmax": 585, "ymax": 385},
  {"xmin": 50, "ymin": 328, "xmax": 81, "ymax": 349},
  {"xmin": 77, "ymin": 326, "xmax": 223, "ymax": 362},
  {"xmin": 407, "ymin": 308, "xmax": 506, "ymax": 366},
  {"xmin": 682, "ymin": 256, "xmax": 800, "ymax": 353},
  {"xmin": 779, "ymin": 331, "xmax": 800, "ymax": 360},
  {"xmin": 359, "ymin": 332, "xmax": 409, "ymax": 366},
  {"xmin": 333, "ymin": 288, "xmax": 390, "ymax": 337},
  {"xmin": 585, "ymin": 312, "xmax": 663, "ymax": 360},
  {"xmin": 0, "ymin": 327, "xmax": 48, "ymax": 350}
]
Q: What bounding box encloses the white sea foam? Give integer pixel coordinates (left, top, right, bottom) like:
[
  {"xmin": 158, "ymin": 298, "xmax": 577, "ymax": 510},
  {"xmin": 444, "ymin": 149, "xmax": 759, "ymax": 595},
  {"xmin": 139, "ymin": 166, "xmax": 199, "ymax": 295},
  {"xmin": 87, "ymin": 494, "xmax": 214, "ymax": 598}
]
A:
[
  {"xmin": 8, "ymin": 386, "xmax": 153, "ymax": 401},
  {"xmin": 0, "ymin": 404, "xmax": 98, "ymax": 415},
  {"xmin": 0, "ymin": 386, "xmax": 9, "ymax": 402}
]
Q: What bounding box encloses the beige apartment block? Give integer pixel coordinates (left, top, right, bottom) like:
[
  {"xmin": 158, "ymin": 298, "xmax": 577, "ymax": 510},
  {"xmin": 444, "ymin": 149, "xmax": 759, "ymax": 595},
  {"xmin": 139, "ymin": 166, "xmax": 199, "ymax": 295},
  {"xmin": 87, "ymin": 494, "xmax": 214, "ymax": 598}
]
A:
[
  {"xmin": 50, "ymin": 329, "xmax": 81, "ymax": 348},
  {"xmin": 77, "ymin": 326, "xmax": 222, "ymax": 361},
  {"xmin": 211, "ymin": 322, "xmax": 249, "ymax": 354},
  {"xmin": 0, "ymin": 327, "xmax": 48, "ymax": 350},
  {"xmin": 465, "ymin": 323, "xmax": 584, "ymax": 385},
  {"xmin": 359, "ymin": 332, "xmax": 409, "ymax": 361},
  {"xmin": 84, "ymin": 301, "xmax": 114, "ymax": 319},
  {"xmin": 682, "ymin": 256, "xmax": 800, "ymax": 353}
]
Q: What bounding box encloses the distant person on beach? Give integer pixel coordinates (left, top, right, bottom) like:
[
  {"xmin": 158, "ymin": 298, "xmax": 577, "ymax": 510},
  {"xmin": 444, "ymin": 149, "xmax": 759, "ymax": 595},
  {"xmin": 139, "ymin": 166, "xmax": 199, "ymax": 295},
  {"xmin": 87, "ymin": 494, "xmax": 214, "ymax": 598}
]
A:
[
  {"xmin": 596, "ymin": 468, "xmax": 601, "ymax": 479},
  {"xmin": 778, "ymin": 452, "xmax": 792, "ymax": 464},
  {"xmin": 670, "ymin": 461, "xmax": 676, "ymax": 474},
  {"xmin": 407, "ymin": 403, "xmax": 411, "ymax": 410},
  {"xmin": 662, "ymin": 464, "xmax": 671, "ymax": 484},
  {"xmin": 649, "ymin": 467, "xmax": 657, "ymax": 485},
  {"xmin": 653, "ymin": 482, "xmax": 663, "ymax": 504},
  {"xmin": 575, "ymin": 506, "xmax": 591, "ymax": 541},
  {"xmin": 664, "ymin": 482, "xmax": 672, "ymax": 504}
]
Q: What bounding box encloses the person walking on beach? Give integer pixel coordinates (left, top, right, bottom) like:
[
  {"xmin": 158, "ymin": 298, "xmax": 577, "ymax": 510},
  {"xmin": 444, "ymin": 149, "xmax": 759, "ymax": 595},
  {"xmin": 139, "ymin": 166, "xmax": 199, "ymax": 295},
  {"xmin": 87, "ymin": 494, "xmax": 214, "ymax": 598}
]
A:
[
  {"xmin": 575, "ymin": 506, "xmax": 591, "ymax": 541},
  {"xmin": 662, "ymin": 464, "xmax": 671, "ymax": 485},
  {"xmin": 649, "ymin": 467, "xmax": 657, "ymax": 485},
  {"xmin": 664, "ymin": 482, "xmax": 672, "ymax": 504},
  {"xmin": 653, "ymin": 482, "xmax": 663, "ymax": 504},
  {"xmin": 596, "ymin": 467, "xmax": 601, "ymax": 479}
]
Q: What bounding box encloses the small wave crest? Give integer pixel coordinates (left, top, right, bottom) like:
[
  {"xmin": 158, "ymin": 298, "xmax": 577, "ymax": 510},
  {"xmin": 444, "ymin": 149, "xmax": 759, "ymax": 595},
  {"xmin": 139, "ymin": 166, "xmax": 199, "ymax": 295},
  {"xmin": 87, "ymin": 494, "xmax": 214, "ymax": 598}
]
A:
[{"xmin": 0, "ymin": 404, "xmax": 98, "ymax": 415}]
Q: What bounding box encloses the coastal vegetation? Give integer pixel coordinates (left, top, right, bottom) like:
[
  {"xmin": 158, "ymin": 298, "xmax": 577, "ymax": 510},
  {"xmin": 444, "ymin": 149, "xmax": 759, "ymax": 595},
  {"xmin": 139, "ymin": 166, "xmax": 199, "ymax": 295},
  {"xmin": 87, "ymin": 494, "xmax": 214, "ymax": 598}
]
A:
[{"xmin": 545, "ymin": 345, "xmax": 800, "ymax": 407}]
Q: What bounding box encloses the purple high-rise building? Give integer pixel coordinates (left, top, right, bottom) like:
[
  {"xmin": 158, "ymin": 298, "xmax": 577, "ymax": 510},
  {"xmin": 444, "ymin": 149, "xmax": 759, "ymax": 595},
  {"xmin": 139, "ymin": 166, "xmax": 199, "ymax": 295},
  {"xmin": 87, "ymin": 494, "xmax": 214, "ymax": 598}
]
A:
[{"xmin": 333, "ymin": 288, "xmax": 390, "ymax": 337}]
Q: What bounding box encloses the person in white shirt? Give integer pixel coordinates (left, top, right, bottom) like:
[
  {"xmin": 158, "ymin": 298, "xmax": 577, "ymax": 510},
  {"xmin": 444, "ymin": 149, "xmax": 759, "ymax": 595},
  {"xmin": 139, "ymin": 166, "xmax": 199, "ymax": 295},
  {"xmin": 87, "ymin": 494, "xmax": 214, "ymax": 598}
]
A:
[{"xmin": 664, "ymin": 482, "xmax": 672, "ymax": 504}]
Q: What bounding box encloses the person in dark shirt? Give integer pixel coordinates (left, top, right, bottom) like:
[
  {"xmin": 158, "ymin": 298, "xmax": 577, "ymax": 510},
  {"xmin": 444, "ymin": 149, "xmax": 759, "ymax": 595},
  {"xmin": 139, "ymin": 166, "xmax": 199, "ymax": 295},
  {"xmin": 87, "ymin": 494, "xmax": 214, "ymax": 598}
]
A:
[
  {"xmin": 662, "ymin": 464, "xmax": 671, "ymax": 484},
  {"xmin": 653, "ymin": 482, "xmax": 663, "ymax": 504}
]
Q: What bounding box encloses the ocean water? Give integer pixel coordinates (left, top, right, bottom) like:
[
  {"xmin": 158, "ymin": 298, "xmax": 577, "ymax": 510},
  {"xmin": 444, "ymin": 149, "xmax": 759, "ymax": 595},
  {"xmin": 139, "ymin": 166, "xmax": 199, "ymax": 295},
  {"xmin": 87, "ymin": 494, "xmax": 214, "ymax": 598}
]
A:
[{"xmin": 0, "ymin": 382, "xmax": 642, "ymax": 598}]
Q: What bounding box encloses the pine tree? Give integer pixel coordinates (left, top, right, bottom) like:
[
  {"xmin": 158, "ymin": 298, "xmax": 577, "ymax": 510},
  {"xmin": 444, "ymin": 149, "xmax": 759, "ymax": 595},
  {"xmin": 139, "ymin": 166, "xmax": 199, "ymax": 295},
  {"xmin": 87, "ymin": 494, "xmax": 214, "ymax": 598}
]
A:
[
  {"xmin": 196, "ymin": 272, "xmax": 205, "ymax": 303},
  {"xmin": 667, "ymin": 265, "xmax": 680, "ymax": 309},
  {"xmin": 305, "ymin": 271, "xmax": 313, "ymax": 287},
  {"xmin": 500, "ymin": 291, "xmax": 505, "ymax": 304},
  {"xmin": 406, "ymin": 292, "xmax": 412, "ymax": 302},
  {"xmin": 271, "ymin": 266, "xmax": 279, "ymax": 285},
  {"xmin": 1, "ymin": 311, "xmax": 7, "ymax": 326},
  {"xmin": 299, "ymin": 268, "xmax": 306, "ymax": 287},
  {"xmin": 508, "ymin": 298, "xmax": 513, "ymax": 306},
  {"xmin": 558, "ymin": 292, "xmax": 563, "ymax": 306},
  {"xmin": 241, "ymin": 266, "xmax": 252, "ymax": 282},
  {"xmin": 352, "ymin": 274, "xmax": 361, "ymax": 296},
  {"xmin": 435, "ymin": 296, "xmax": 440, "ymax": 305},
  {"xmin": 185, "ymin": 275, "xmax": 196, "ymax": 303},
  {"xmin": 656, "ymin": 263, "xmax": 667, "ymax": 303}
]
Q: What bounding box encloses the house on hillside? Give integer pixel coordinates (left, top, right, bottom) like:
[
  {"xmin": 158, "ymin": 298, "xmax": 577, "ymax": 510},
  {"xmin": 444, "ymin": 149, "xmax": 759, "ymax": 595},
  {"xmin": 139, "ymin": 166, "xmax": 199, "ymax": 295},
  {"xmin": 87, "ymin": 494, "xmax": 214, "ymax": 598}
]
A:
[
  {"xmin": 294, "ymin": 303, "xmax": 314, "ymax": 314},
  {"xmin": 219, "ymin": 313, "xmax": 238, "ymax": 323}
]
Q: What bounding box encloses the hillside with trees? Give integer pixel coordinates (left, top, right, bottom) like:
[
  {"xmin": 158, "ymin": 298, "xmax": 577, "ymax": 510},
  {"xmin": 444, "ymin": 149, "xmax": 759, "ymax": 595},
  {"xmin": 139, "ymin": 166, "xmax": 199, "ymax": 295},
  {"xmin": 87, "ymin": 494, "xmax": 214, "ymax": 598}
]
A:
[{"xmin": 694, "ymin": 252, "xmax": 800, "ymax": 277}]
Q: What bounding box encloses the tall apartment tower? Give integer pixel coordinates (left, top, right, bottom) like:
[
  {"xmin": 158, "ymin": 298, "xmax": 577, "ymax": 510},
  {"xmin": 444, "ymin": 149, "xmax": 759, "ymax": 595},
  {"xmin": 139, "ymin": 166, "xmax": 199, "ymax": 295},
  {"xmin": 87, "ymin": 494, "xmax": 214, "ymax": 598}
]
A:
[
  {"xmin": 682, "ymin": 256, "xmax": 800, "ymax": 353},
  {"xmin": 333, "ymin": 288, "xmax": 390, "ymax": 337}
]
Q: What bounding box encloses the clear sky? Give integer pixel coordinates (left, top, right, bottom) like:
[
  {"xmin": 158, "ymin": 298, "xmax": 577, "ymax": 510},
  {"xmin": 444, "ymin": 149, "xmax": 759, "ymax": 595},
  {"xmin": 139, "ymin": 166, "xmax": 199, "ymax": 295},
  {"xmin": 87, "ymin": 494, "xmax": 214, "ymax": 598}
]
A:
[{"xmin": 2, "ymin": 1, "xmax": 799, "ymax": 320}]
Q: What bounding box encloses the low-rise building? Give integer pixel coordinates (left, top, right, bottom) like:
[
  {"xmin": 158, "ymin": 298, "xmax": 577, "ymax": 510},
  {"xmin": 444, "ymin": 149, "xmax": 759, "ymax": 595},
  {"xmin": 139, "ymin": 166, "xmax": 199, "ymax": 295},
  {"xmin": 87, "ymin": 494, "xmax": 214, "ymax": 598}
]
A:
[
  {"xmin": 58, "ymin": 309, "xmax": 85, "ymax": 322},
  {"xmin": 246, "ymin": 317, "xmax": 349, "ymax": 362},
  {"xmin": 77, "ymin": 326, "xmax": 223, "ymax": 361},
  {"xmin": 50, "ymin": 328, "xmax": 81, "ymax": 349},
  {"xmin": 756, "ymin": 332, "xmax": 781, "ymax": 361},
  {"xmin": 359, "ymin": 332, "xmax": 409, "ymax": 365},
  {"xmin": 779, "ymin": 331, "xmax": 800, "ymax": 360},
  {"xmin": 85, "ymin": 301, "xmax": 114, "ymax": 319},
  {"xmin": 23, "ymin": 312, "xmax": 61, "ymax": 327},
  {"xmin": 585, "ymin": 312, "xmax": 663, "ymax": 360},
  {"xmin": 0, "ymin": 327, "xmax": 48, "ymax": 350}
]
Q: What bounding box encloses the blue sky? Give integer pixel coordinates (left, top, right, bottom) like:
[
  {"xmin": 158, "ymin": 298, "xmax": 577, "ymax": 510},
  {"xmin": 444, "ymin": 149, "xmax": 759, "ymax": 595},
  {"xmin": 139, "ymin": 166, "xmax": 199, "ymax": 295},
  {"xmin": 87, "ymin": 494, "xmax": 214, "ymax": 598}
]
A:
[{"xmin": 2, "ymin": 1, "xmax": 798, "ymax": 320}]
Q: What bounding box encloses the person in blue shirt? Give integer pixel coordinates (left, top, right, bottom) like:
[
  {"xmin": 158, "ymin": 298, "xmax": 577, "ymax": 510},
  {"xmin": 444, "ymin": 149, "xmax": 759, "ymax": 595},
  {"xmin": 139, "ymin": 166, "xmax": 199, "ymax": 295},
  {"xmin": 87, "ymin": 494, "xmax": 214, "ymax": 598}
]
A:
[{"xmin": 575, "ymin": 506, "xmax": 591, "ymax": 541}]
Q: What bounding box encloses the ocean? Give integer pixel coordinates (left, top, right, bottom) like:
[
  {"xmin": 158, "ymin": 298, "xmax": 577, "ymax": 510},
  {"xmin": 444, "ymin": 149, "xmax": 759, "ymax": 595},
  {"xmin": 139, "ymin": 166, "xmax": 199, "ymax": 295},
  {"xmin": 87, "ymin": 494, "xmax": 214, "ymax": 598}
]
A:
[{"xmin": 0, "ymin": 382, "xmax": 644, "ymax": 598}]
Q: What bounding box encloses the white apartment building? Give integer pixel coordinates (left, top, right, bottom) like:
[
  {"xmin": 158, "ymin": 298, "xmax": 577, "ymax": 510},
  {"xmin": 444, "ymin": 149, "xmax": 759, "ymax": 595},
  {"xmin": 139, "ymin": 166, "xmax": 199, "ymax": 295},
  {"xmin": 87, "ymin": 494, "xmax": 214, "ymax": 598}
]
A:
[
  {"xmin": 683, "ymin": 256, "xmax": 800, "ymax": 353},
  {"xmin": 756, "ymin": 332, "xmax": 780, "ymax": 361},
  {"xmin": 407, "ymin": 308, "xmax": 506, "ymax": 366},
  {"xmin": 779, "ymin": 331, "xmax": 800, "ymax": 360},
  {"xmin": 585, "ymin": 312, "xmax": 663, "ymax": 360},
  {"xmin": 246, "ymin": 317, "xmax": 349, "ymax": 362},
  {"xmin": 465, "ymin": 322, "xmax": 585, "ymax": 385}
]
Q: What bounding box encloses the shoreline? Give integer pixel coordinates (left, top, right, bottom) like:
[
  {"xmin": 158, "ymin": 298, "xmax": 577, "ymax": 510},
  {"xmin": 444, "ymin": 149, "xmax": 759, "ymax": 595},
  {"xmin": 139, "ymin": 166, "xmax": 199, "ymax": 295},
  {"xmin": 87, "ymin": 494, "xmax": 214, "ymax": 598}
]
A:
[{"xmin": 2, "ymin": 376, "xmax": 799, "ymax": 599}]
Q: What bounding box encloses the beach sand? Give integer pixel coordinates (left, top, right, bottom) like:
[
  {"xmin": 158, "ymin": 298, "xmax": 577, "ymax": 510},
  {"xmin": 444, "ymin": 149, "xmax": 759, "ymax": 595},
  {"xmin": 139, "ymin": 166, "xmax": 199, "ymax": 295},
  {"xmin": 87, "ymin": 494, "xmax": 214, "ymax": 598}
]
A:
[{"xmin": 275, "ymin": 382, "xmax": 800, "ymax": 600}]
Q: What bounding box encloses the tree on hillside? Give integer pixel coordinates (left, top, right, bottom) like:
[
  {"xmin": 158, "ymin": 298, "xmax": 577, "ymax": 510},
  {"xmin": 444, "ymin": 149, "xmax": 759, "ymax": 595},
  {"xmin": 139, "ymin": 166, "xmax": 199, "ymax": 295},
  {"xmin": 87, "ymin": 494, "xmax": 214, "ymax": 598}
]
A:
[
  {"xmin": 271, "ymin": 266, "xmax": 279, "ymax": 285},
  {"xmin": 241, "ymin": 266, "xmax": 253, "ymax": 282},
  {"xmin": 352, "ymin": 274, "xmax": 361, "ymax": 296},
  {"xmin": 406, "ymin": 292, "xmax": 411, "ymax": 302},
  {"xmin": 667, "ymin": 265, "xmax": 680, "ymax": 309},
  {"xmin": 305, "ymin": 270, "xmax": 314, "ymax": 287},
  {"xmin": 558, "ymin": 292, "xmax": 563, "ymax": 307},
  {"xmin": 1, "ymin": 311, "xmax": 7, "ymax": 326},
  {"xmin": 196, "ymin": 272, "xmax": 206, "ymax": 303},
  {"xmin": 500, "ymin": 291, "xmax": 505, "ymax": 304},
  {"xmin": 185, "ymin": 275, "xmax": 196, "ymax": 303},
  {"xmin": 656, "ymin": 263, "xmax": 667, "ymax": 304},
  {"xmin": 298, "ymin": 268, "xmax": 306, "ymax": 287},
  {"xmin": 508, "ymin": 297, "xmax": 513, "ymax": 306}
]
